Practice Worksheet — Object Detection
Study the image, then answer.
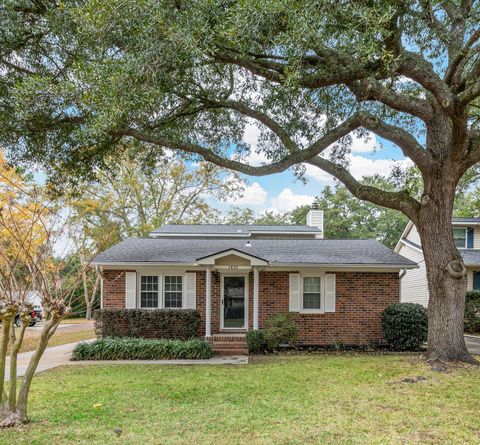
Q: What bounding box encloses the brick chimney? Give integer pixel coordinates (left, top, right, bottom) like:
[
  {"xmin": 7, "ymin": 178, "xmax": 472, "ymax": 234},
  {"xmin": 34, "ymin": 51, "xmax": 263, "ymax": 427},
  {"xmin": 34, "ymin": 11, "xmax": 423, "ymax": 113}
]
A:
[{"xmin": 306, "ymin": 200, "xmax": 324, "ymax": 239}]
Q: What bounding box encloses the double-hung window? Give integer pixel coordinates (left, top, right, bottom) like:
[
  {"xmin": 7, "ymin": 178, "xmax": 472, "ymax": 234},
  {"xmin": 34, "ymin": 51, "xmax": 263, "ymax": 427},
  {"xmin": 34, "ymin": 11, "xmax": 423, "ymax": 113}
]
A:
[
  {"xmin": 140, "ymin": 276, "xmax": 159, "ymax": 308},
  {"xmin": 164, "ymin": 276, "xmax": 183, "ymax": 308},
  {"xmin": 453, "ymin": 228, "xmax": 467, "ymax": 248},
  {"xmin": 302, "ymin": 276, "xmax": 321, "ymax": 311}
]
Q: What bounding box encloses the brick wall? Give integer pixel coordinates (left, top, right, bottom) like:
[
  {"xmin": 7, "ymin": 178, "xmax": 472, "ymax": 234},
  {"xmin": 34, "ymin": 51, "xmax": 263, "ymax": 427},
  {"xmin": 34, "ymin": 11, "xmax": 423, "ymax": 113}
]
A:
[
  {"xmin": 102, "ymin": 269, "xmax": 399, "ymax": 345},
  {"xmin": 257, "ymin": 271, "xmax": 399, "ymax": 345},
  {"xmin": 102, "ymin": 270, "xmax": 130, "ymax": 309}
]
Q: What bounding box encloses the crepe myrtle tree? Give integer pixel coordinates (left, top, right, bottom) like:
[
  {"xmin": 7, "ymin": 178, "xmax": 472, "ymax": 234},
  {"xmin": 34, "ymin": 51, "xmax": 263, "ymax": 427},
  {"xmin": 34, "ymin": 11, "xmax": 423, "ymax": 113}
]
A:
[
  {"xmin": 0, "ymin": 159, "xmax": 86, "ymax": 426},
  {"xmin": 1, "ymin": 2, "xmax": 480, "ymax": 362}
]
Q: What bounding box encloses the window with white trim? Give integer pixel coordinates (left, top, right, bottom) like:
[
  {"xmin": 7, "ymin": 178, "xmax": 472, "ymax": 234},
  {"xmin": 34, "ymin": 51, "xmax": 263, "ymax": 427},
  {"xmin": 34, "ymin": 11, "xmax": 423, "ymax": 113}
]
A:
[
  {"xmin": 453, "ymin": 228, "xmax": 467, "ymax": 248},
  {"xmin": 164, "ymin": 276, "xmax": 183, "ymax": 308},
  {"xmin": 302, "ymin": 276, "xmax": 321, "ymax": 310},
  {"xmin": 140, "ymin": 276, "xmax": 159, "ymax": 308}
]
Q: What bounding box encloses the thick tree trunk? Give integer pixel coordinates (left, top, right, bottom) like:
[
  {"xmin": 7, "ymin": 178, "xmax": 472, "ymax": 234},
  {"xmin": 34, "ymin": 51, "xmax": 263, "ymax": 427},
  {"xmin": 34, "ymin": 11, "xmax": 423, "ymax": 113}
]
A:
[{"xmin": 416, "ymin": 185, "xmax": 475, "ymax": 363}]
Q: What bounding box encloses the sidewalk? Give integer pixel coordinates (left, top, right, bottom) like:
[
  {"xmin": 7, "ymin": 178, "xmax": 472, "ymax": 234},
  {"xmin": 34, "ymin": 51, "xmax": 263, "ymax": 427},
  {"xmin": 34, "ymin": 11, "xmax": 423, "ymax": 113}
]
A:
[
  {"xmin": 4, "ymin": 340, "xmax": 89, "ymax": 381},
  {"xmin": 5, "ymin": 340, "xmax": 247, "ymax": 381}
]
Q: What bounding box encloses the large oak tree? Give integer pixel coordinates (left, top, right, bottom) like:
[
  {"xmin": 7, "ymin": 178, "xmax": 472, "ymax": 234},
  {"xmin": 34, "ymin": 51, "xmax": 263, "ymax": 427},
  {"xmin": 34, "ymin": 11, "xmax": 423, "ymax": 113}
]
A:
[{"xmin": 1, "ymin": 1, "xmax": 480, "ymax": 362}]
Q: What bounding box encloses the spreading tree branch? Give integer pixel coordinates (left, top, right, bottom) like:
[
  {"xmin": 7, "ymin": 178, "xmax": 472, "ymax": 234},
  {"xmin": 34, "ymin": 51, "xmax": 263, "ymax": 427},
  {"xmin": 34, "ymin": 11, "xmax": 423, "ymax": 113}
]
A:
[
  {"xmin": 307, "ymin": 156, "xmax": 420, "ymax": 221},
  {"xmin": 114, "ymin": 112, "xmax": 368, "ymax": 176}
]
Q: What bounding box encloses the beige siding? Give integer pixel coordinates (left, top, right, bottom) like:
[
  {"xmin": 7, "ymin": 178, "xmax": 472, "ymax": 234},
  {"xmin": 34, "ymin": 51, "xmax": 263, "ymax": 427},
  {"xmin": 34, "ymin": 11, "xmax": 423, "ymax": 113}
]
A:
[
  {"xmin": 405, "ymin": 224, "xmax": 421, "ymax": 246},
  {"xmin": 398, "ymin": 243, "xmax": 429, "ymax": 306},
  {"xmin": 467, "ymin": 270, "xmax": 473, "ymax": 291},
  {"xmin": 215, "ymin": 254, "xmax": 251, "ymax": 266}
]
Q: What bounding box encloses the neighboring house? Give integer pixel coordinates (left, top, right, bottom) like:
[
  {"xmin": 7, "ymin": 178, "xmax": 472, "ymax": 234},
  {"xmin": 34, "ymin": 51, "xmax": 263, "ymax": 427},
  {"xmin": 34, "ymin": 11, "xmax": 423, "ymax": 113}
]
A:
[
  {"xmin": 395, "ymin": 217, "xmax": 480, "ymax": 307},
  {"xmin": 92, "ymin": 208, "xmax": 416, "ymax": 353}
]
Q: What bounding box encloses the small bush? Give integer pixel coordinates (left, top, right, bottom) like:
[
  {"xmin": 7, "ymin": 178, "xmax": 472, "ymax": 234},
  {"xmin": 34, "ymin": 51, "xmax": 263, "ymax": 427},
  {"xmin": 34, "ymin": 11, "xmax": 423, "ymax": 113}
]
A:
[
  {"xmin": 246, "ymin": 330, "xmax": 267, "ymax": 353},
  {"xmin": 381, "ymin": 303, "xmax": 428, "ymax": 351},
  {"xmin": 465, "ymin": 290, "xmax": 480, "ymax": 333},
  {"xmin": 72, "ymin": 338, "xmax": 213, "ymax": 360},
  {"xmin": 94, "ymin": 309, "xmax": 200, "ymax": 340},
  {"xmin": 263, "ymin": 313, "xmax": 298, "ymax": 349}
]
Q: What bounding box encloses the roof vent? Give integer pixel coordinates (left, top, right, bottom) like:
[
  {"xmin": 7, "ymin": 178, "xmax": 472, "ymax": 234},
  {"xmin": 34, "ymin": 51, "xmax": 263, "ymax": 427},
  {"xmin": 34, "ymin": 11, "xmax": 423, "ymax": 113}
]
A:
[
  {"xmin": 237, "ymin": 229, "xmax": 243, "ymax": 232},
  {"xmin": 245, "ymin": 241, "xmax": 252, "ymax": 247}
]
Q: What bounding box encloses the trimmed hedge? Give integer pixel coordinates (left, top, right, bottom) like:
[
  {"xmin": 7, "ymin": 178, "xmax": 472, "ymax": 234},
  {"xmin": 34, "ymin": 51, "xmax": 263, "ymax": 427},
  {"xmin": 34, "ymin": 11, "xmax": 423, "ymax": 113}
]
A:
[
  {"xmin": 465, "ymin": 290, "xmax": 480, "ymax": 333},
  {"xmin": 381, "ymin": 303, "xmax": 428, "ymax": 351},
  {"xmin": 72, "ymin": 338, "xmax": 213, "ymax": 360},
  {"xmin": 246, "ymin": 330, "xmax": 267, "ymax": 353},
  {"xmin": 94, "ymin": 309, "xmax": 200, "ymax": 340}
]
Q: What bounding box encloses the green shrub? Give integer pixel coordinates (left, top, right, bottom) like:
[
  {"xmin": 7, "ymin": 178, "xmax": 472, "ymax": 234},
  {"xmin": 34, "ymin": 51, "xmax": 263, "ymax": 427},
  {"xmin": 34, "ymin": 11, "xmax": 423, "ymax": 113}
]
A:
[
  {"xmin": 94, "ymin": 309, "xmax": 200, "ymax": 340},
  {"xmin": 263, "ymin": 313, "xmax": 298, "ymax": 349},
  {"xmin": 246, "ymin": 330, "xmax": 267, "ymax": 353},
  {"xmin": 72, "ymin": 338, "xmax": 213, "ymax": 360},
  {"xmin": 381, "ymin": 303, "xmax": 428, "ymax": 351},
  {"xmin": 465, "ymin": 290, "xmax": 480, "ymax": 333}
]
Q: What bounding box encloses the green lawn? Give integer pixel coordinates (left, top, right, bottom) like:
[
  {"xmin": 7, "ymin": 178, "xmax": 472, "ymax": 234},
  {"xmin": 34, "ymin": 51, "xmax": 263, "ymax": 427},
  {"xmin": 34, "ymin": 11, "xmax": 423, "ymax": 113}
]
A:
[{"xmin": 2, "ymin": 354, "xmax": 480, "ymax": 444}]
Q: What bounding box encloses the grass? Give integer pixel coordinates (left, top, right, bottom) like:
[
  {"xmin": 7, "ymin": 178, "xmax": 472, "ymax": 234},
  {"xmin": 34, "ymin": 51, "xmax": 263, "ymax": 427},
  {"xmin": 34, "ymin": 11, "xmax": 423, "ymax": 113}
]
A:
[
  {"xmin": 2, "ymin": 318, "xmax": 94, "ymax": 353},
  {"xmin": 18, "ymin": 329, "xmax": 95, "ymax": 353},
  {"xmin": 1, "ymin": 354, "xmax": 480, "ymax": 444}
]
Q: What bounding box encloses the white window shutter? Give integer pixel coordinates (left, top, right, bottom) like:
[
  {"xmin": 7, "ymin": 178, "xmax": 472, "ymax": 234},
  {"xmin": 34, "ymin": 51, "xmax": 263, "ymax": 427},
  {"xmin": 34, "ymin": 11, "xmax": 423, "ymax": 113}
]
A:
[
  {"xmin": 158, "ymin": 275, "xmax": 163, "ymax": 308},
  {"xmin": 184, "ymin": 273, "xmax": 196, "ymax": 309},
  {"xmin": 324, "ymin": 274, "xmax": 336, "ymax": 312},
  {"xmin": 125, "ymin": 272, "xmax": 137, "ymax": 308},
  {"xmin": 289, "ymin": 273, "xmax": 300, "ymax": 312}
]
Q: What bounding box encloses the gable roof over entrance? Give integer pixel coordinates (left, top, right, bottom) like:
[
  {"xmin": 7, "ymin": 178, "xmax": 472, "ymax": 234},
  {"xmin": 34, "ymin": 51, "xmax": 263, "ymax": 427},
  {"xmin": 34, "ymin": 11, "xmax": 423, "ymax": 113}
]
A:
[{"xmin": 196, "ymin": 248, "xmax": 268, "ymax": 266}]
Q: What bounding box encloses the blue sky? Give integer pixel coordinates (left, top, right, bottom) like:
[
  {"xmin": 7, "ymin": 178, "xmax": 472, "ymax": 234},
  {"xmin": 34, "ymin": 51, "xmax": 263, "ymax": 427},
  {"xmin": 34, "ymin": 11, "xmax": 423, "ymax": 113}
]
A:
[
  {"xmin": 32, "ymin": 128, "xmax": 407, "ymax": 217},
  {"xmin": 216, "ymin": 123, "xmax": 408, "ymax": 215}
]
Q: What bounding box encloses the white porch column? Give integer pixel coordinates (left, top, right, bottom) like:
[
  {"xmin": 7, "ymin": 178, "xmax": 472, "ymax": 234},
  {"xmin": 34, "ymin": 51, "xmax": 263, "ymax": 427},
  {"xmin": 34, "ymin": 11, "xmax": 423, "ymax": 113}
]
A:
[
  {"xmin": 205, "ymin": 265, "xmax": 212, "ymax": 337},
  {"xmin": 253, "ymin": 266, "xmax": 259, "ymax": 330}
]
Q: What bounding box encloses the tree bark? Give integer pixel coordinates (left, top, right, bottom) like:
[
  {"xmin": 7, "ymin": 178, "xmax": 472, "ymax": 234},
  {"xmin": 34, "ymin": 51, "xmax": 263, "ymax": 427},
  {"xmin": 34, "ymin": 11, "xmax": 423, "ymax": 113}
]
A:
[
  {"xmin": 15, "ymin": 318, "xmax": 62, "ymax": 424},
  {"xmin": 85, "ymin": 303, "xmax": 93, "ymax": 320},
  {"xmin": 416, "ymin": 180, "xmax": 476, "ymax": 363}
]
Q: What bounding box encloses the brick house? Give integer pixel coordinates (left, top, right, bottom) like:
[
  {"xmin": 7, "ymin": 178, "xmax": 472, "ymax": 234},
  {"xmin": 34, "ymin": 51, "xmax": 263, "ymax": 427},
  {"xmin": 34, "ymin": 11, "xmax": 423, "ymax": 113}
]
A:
[{"xmin": 93, "ymin": 208, "xmax": 417, "ymax": 353}]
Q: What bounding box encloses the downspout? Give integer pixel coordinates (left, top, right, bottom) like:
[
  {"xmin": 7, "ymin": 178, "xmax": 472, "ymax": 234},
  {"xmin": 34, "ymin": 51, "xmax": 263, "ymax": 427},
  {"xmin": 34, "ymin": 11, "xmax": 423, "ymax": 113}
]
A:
[
  {"xmin": 399, "ymin": 268, "xmax": 407, "ymax": 302},
  {"xmin": 95, "ymin": 265, "xmax": 103, "ymax": 309}
]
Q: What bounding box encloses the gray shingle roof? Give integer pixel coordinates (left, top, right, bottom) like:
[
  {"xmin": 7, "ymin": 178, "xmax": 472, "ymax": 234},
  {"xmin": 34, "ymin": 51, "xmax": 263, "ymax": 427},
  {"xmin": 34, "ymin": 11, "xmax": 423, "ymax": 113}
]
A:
[
  {"xmin": 459, "ymin": 249, "xmax": 480, "ymax": 266},
  {"xmin": 93, "ymin": 238, "xmax": 417, "ymax": 267},
  {"xmin": 150, "ymin": 224, "xmax": 321, "ymax": 236}
]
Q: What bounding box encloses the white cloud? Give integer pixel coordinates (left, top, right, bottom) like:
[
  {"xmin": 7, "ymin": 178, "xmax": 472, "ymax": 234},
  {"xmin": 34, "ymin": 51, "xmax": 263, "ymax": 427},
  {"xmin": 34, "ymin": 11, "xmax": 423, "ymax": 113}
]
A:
[
  {"xmin": 222, "ymin": 182, "xmax": 268, "ymax": 206},
  {"xmin": 351, "ymin": 133, "xmax": 377, "ymax": 153},
  {"xmin": 305, "ymin": 155, "xmax": 411, "ymax": 184},
  {"xmin": 242, "ymin": 122, "xmax": 270, "ymax": 166},
  {"xmin": 270, "ymin": 188, "xmax": 314, "ymax": 213}
]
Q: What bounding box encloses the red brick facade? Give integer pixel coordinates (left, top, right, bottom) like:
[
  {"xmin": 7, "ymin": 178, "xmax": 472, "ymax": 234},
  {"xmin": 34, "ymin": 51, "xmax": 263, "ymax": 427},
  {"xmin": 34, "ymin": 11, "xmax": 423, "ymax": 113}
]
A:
[{"xmin": 102, "ymin": 269, "xmax": 399, "ymax": 345}]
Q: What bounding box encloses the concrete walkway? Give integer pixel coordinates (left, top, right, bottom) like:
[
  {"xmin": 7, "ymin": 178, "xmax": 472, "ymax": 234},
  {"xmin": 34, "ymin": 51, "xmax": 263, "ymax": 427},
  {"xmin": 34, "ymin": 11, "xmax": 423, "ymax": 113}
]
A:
[{"xmin": 5, "ymin": 340, "xmax": 248, "ymax": 380}]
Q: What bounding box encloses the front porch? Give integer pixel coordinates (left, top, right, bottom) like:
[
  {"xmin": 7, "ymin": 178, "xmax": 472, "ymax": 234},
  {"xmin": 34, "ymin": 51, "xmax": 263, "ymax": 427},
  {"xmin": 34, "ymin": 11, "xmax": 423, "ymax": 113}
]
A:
[{"xmin": 198, "ymin": 249, "xmax": 266, "ymax": 339}]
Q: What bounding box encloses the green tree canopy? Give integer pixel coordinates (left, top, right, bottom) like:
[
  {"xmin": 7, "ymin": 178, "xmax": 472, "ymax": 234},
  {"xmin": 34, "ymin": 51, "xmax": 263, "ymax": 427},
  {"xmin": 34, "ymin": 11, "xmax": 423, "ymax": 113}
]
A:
[{"xmin": 2, "ymin": 0, "xmax": 480, "ymax": 361}]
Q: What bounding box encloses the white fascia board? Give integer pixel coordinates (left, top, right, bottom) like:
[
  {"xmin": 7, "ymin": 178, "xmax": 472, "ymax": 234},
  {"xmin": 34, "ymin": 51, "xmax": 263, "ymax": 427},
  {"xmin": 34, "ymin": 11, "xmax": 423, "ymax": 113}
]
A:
[
  {"xmin": 92, "ymin": 261, "xmax": 198, "ymax": 267},
  {"xmin": 196, "ymin": 249, "xmax": 268, "ymax": 266},
  {"xmin": 265, "ymin": 263, "xmax": 419, "ymax": 270},
  {"xmin": 452, "ymin": 221, "xmax": 480, "ymax": 226},
  {"xmin": 394, "ymin": 220, "xmax": 414, "ymax": 253},
  {"xmin": 399, "ymin": 238, "xmax": 423, "ymax": 253}
]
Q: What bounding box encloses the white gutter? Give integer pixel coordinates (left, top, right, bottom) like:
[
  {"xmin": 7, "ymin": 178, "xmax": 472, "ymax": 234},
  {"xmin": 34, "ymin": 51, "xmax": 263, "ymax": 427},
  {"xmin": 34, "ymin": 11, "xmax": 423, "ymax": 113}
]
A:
[{"xmin": 92, "ymin": 261, "xmax": 418, "ymax": 269}]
